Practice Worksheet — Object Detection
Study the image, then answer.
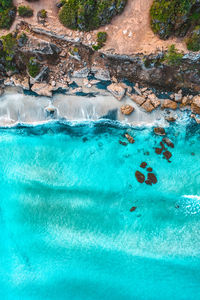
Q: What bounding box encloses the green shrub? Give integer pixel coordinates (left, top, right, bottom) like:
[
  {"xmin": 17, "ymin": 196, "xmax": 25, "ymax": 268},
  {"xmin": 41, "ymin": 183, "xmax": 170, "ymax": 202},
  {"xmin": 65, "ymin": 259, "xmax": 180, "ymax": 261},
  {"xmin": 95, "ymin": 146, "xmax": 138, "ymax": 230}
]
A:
[
  {"xmin": 97, "ymin": 32, "xmax": 107, "ymax": 44},
  {"xmin": 92, "ymin": 31, "xmax": 108, "ymax": 51},
  {"xmin": 0, "ymin": 0, "xmax": 16, "ymax": 29},
  {"xmin": 186, "ymin": 26, "xmax": 200, "ymax": 51},
  {"xmin": 59, "ymin": 0, "xmax": 127, "ymax": 31},
  {"xmin": 39, "ymin": 9, "xmax": 47, "ymax": 18},
  {"xmin": 150, "ymin": 0, "xmax": 197, "ymax": 39},
  {"xmin": 28, "ymin": 57, "xmax": 40, "ymax": 78},
  {"xmin": 18, "ymin": 5, "xmax": 33, "ymax": 17},
  {"xmin": 164, "ymin": 45, "xmax": 183, "ymax": 66}
]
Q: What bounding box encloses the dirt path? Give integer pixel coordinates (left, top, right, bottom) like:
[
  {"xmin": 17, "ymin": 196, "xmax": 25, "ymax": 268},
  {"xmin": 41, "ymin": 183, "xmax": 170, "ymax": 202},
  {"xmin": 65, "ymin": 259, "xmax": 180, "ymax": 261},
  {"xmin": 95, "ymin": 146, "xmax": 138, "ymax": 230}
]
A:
[{"xmin": 1, "ymin": 0, "xmax": 187, "ymax": 55}]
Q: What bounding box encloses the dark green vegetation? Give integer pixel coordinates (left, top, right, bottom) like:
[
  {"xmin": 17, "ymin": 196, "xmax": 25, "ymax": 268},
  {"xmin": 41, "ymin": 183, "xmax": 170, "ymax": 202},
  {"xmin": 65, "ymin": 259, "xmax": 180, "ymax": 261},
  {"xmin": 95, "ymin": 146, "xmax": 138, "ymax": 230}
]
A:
[
  {"xmin": 186, "ymin": 26, "xmax": 200, "ymax": 51},
  {"xmin": 18, "ymin": 5, "xmax": 33, "ymax": 17},
  {"xmin": 150, "ymin": 0, "xmax": 200, "ymax": 51},
  {"xmin": 164, "ymin": 45, "xmax": 183, "ymax": 66},
  {"xmin": 0, "ymin": 33, "xmax": 17, "ymax": 71},
  {"xmin": 28, "ymin": 57, "xmax": 40, "ymax": 78},
  {"xmin": 92, "ymin": 31, "xmax": 107, "ymax": 50},
  {"xmin": 0, "ymin": 0, "xmax": 16, "ymax": 29},
  {"xmin": 59, "ymin": 0, "xmax": 127, "ymax": 31}
]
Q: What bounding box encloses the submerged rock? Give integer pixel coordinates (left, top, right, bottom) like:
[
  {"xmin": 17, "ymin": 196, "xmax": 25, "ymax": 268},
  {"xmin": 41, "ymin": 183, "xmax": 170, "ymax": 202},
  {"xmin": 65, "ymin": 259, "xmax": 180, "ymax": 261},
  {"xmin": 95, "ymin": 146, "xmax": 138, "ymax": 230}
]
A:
[
  {"xmin": 120, "ymin": 104, "xmax": 134, "ymax": 115},
  {"xmin": 162, "ymin": 137, "xmax": 174, "ymax": 148},
  {"xmin": 147, "ymin": 173, "xmax": 157, "ymax": 184},
  {"xmin": 119, "ymin": 140, "xmax": 127, "ymax": 146},
  {"xmin": 155, "ymin": 147, "xmax": 163, "ymax": 154},
  {"xmin": 125, "ymin": 133, "xmax": 135, "ymax": 144},
  {"xmin": 140, "ymin": 162, "xmax": 147, "ymax": 169},
  {"xmin": 154, "ymin": 127, "xmax": 166, "ymax": 136},
  {"xmin": 130, "ymin": 206, "xmax": 137, "ymax": 212},
  {"xmin": 163, "ymin": 150, "xmax": 172, "ymax": 161},
  {"xmin": 135, "ymin": 171, "xmax": 145, "ymax": 183}
]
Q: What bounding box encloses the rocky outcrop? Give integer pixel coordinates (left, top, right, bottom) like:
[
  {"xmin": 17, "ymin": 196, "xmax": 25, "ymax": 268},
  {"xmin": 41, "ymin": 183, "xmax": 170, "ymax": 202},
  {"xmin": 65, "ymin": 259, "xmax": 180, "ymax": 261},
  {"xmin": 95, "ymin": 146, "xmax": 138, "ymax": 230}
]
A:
[
  {"xmin": 191, "ymin": 96, "xmax": 200, "ymax": 114},
  {"xmin": 107, "ymin": 83, "xmax": 126, "ymax": 101},
  {"xmin": 141, "ymin": 99, "xmax": 155, "ymax": 112},
  {"xmin": 162, "ymin": 99, "xmax": 178, "ymax": 110},
  {"xmin": 129, "ymin": 94, "xmax": 146, "ymax": 106},
  {"xmin": 120, "ymin": 104, "xmax": 134, "ymax": 115},
  {"xmin": 31, "ymin": 83, "xmax": 52, "ymax": 97}
]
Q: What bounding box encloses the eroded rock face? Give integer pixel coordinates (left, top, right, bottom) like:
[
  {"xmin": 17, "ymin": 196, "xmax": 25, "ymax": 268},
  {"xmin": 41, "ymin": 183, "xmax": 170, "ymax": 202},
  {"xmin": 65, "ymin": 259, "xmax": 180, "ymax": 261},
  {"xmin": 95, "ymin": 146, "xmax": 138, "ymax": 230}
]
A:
[
  {"xmin": 191, "ymin": 96, "xmax": 200, "ymax": 114},
  {"xmin": 107, "ymin": 83, "xmax": 126, "ymax": 101},
  {"xmin": 162, "ymin": 99, "xmax": 178, "ymax": 110},
  {"xmin": 135, "ymin": 171, "xmax": 145, "ymax": 183},
  {"xmin": 120, "ymin": 104, "xmax": 134, "ymax": 115}
]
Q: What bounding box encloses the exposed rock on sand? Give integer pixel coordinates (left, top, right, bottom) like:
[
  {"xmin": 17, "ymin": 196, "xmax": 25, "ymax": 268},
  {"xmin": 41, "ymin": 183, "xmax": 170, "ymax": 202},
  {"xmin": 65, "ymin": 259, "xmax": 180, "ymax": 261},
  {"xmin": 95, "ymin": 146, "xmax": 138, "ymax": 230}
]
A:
[
  {"xmin": 162, "ymin": 100, "xmax": 178, "ymax": 110},
  {"xmin": 31, "ymin": 83, "xmax": 52, "ymax": 97},
  {"xmin": 191, "ymin": 96, "xmax": 200, "ymax": 114},
  {"xmin": 107, "ymin": 83, "xmax": 126, "ymax": 101},
  {"xmin": 148, "ymin": 94, "xmax": 161, "ymax": 108},
  {"xmin": 120, "ymin": 104, "xmax": 134, "ymax": 115},
  {"xmin": 129, "ymin": 94, "xmax": 146, "ymax": 106},
  {"xmin": 11, "ymin": 75, "xmax": 29, "ymax": 90},
  {"xmin": 141, "ymin": 99, "xmax": 155, "ymax": 112}
]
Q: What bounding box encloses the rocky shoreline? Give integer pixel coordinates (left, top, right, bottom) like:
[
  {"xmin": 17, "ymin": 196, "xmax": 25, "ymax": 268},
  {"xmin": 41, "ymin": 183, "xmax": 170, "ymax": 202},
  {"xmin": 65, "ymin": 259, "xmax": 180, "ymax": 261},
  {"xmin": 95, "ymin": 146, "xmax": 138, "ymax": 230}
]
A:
[{"xmin": 0, "ymin": 22, "xmax": 200, "ymax": 125}]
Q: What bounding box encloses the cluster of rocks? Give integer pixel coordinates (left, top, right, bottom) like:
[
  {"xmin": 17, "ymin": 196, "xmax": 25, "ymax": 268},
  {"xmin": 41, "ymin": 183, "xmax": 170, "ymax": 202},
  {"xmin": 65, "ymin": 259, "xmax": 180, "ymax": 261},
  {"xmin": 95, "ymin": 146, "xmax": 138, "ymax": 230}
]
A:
[
  {"xmin": 105, "ymin": 80, "xmax": 200, "ymax": 122},
  {"xmin": 154, "ymin": 127, "xmax": 174, "ymax": 163},
  {"xmin": 135, "ymin": 162, "xmax": 157, "ymax": 185}
]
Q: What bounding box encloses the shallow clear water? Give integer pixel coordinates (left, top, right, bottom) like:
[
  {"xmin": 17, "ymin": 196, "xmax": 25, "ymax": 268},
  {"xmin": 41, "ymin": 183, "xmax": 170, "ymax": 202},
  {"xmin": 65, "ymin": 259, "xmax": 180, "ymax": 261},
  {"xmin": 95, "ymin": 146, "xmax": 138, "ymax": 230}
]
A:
[{"xmin": 0, "ymin": 120, "xmax": 200, "ymax": 300}]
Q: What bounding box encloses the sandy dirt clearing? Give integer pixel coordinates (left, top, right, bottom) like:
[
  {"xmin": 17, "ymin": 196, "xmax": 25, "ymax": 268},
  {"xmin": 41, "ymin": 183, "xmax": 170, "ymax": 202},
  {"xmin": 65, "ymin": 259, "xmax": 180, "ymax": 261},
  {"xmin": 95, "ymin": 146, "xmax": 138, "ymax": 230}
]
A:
[{"xmin": 1, "ymin": 0, "xmax": 187, "ymax": 55}]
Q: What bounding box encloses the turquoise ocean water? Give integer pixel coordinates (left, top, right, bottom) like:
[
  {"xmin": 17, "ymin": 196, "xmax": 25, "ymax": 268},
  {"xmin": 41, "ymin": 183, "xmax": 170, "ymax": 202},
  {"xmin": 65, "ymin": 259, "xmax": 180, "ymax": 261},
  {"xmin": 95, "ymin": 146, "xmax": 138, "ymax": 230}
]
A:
[{"xmin": 0, "ymin": 119, "xmax": 200, "ymax": 300}]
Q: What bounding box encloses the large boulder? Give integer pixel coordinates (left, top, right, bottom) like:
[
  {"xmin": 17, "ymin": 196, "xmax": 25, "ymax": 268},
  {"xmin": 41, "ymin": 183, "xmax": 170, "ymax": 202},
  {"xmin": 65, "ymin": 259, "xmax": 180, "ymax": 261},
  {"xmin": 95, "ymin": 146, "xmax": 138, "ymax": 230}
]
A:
[
  {"xmin": 191, "ymin": 96, "xmax": 200, "ymax": 114},
  {"xmin": 129, "ymin": 94, "xmax": 146, "ymax": 106},
  {"xmin": 107, "ymin": 83, "xmax": 125, "ymax": 101},
  {"xmin": 11, "ymin": 75, "xmax": 29, "ymax": 90},
  {"xmin": 91, "ymin": 67, "xmax": 110, "ymax": 81},
  {"xmin": 141, "ymin": 99, "xmax": 155, "ymax": 112},
  {"xmin": 148, "ymin": 94, "xmax": 161, "ymax": 108},
  {"xmin": 162, "ymin": 99, "xmax": 178, "ymax": 110},
  {"xmin": 31, "ymin": 83, "xmax": 52, "ymax": 97},
  {"xmin": 120, "ymin": 104, "xmax": 134, "ymax": 115}
]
